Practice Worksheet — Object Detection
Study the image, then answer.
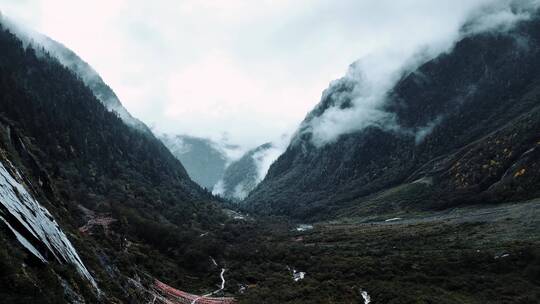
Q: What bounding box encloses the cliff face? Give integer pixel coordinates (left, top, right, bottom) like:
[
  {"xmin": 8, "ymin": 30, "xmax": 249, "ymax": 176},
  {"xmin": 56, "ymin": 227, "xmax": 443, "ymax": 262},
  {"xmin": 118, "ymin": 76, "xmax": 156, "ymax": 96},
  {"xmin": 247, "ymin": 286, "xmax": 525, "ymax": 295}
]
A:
[{"xmin": 245, "ymin": 14, "xmax": 540, "ymax": 219}]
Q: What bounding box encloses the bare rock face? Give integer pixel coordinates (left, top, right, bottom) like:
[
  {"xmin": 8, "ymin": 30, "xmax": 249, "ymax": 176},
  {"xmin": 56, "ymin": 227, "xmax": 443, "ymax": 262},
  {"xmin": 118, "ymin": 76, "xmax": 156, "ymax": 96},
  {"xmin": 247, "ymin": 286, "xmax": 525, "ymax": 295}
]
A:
[{"xmin": 0, "ymin": 158, "xmax": 97, "ymax": 289}]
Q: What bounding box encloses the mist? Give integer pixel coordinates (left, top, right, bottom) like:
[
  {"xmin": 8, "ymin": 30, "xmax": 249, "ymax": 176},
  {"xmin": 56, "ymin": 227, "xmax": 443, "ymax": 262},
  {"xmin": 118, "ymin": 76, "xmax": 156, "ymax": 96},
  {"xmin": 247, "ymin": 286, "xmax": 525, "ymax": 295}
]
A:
[
  {"xmin": 3, "ymin": 0, "xmax": 538, "ymax": 154},
  {"xmin": 4, "ymin": 0, "xmax": 537, "ymax": 150},
  {"xmin": 302, "ymin": 0, "xmax": 540, "ymax": 147},
  {"xmin": 0, "ymin": 15, "xmax": 149, "ymax": 132},
  {"xmin": 252, "ymin": 134, "xmax": 291, "ymax": 184}
]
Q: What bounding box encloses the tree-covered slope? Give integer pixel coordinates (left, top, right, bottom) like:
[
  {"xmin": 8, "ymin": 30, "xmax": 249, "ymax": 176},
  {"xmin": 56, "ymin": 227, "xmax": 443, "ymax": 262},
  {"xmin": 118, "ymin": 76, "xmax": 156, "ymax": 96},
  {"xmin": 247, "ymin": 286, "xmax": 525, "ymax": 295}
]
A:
[
  {"xmin": 0, "ymin": 24, "xmax": 227, "ymax": 302},
  {"xmin": 2, "ymin": 17, "xmax": 149, "ymax": 131},
  {"xmin": 245, "ymin": 13, "xmax": 540, "ymax": 220}
]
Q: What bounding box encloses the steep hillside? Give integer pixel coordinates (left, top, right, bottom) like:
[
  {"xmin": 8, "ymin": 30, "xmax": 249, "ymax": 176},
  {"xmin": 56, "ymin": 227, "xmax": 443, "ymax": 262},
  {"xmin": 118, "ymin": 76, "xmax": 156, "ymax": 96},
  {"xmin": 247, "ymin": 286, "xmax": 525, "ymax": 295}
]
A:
[
  {"xmin": 0, "ymin": 24, "xmax": 227, "ymax": 302},
  {"xmin": 2, "ymin": 17, "xmax": 149, "ymax": 131},
  {"xmin": 160, "ymin": 134, "xmax": 230, "ymax": 190},
  {"xmin": 245, "ymin": 12, "xmax": 540, "ymax": 219},
  {"xmin": 1, "ymin": 8, "xmax": 540, "ymax": 304}
]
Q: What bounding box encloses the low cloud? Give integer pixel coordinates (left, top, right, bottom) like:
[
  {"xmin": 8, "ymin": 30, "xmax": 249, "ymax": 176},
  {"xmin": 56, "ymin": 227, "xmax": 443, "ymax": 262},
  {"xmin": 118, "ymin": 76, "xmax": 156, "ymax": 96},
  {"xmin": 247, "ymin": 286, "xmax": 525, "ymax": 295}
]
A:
[
  {"xmin": 212, "ymin": 133, "xmax": 291, "ymax": 200},
  {"xmin": 252, "ymin": 134, "xmax": 291, "ymax": 184},
  {"xmin": 414, "ymin": 116, "xmax": 444, "ymax": 144},
  {"xmin": 307, "ymin": 51, "xmax": 410, "ymax": 146},
  {"xmin": 0, "ymin": 16, "xmax": 146, "ymax": 129},
  {"xmin": 4, "ymin": 1, "xmax": 538, "ymax": 149},
  {"xmin": 302, "ymin": 0, "xmax": 540, "ymax": 147},
  {"xmin": 6, "ymin": 0, "xmax": 532, "ymax": 149},
  {"xmin": 463, "ymin": 0, "xmax": 540, "ymax": 35}
]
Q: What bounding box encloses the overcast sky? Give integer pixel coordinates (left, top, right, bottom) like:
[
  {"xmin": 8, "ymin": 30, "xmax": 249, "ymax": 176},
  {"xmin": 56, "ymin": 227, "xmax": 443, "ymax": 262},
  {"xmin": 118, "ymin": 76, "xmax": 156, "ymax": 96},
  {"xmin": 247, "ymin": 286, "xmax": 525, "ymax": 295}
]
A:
[{"xmin": 1, "ymin": 0, "xmax": 501, "ymax": 147}]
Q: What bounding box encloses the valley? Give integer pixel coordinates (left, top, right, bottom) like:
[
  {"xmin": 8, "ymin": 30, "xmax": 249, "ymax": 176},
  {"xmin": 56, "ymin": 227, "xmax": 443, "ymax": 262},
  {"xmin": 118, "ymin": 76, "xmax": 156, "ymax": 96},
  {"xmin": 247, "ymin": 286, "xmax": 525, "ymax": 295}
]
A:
[
  {"xmin": 104, "ymin": 198, "xmax": 540, "ymax": 303},
  {"xmin": 0, "ymin": 1, "xmax": 539, "ymax": 303},
  {"xmin": 222, "ymin": 200, "xmax": 540, "ymax": 303}
]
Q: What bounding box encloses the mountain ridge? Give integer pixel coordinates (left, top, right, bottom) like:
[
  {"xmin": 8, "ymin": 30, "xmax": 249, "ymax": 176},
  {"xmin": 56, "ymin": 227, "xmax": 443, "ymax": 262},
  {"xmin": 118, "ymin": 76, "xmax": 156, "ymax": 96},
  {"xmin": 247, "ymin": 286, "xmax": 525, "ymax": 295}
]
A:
[
  {"xmin": 0, "ymin": 23, "xmax": 227, "ymax": 302},
  {"xmin": 1, "ymin": 16, "xmax": 149, "ymax": 132},
  {"xmin": 244, "ymin": 11, "xmax": 540, "ymax": 219}
]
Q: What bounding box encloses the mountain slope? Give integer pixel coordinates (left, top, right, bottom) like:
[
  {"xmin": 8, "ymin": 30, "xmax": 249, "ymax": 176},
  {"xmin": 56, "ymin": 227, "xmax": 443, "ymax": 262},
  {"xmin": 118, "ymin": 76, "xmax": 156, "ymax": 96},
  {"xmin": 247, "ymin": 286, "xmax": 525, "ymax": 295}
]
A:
[
  {"xmin": 0, "ymin": 23, "xmax": 227, "ymax": 302},
  {"xmin": 2, "ymin": 17, "xmax": 149, "ymax": 131},
  {"xmin": 160, "ymin": 134, "xmax": 229, "ymax": 190},
  {"xmin": 214, "ymin": 143, "xmax": 273, "ymax": 201},
  {"xmin": 245, "ymin": 12, "xmax": 540, "ymax": 219}
]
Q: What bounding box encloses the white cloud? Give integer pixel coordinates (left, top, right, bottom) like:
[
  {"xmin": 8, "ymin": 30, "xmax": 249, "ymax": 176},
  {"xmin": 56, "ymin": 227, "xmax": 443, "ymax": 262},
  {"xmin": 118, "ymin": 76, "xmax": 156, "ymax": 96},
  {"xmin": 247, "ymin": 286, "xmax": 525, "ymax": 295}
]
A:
[
  {"xmin": 302, "ymin": 0, "xmax": 540, "ymax": 146},
  {"xmin": 3, "ymin": 0, "xmax": 535, "ymax": 149},
  {"xmin": 252, "ymin": 134, "xmax": 291, "ymax": 184}
]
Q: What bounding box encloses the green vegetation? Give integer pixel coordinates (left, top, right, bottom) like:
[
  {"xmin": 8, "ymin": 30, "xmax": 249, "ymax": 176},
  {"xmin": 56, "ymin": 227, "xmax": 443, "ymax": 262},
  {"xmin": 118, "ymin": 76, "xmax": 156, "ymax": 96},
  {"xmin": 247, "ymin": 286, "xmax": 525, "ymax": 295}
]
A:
[
  {"xmin": 0, "ymin": 13, "xmax": 539, "ymax": 304},
  {"xmin": 222, "ymin": 202, "xmax": 540, "ymax": 303},
  {"xmin": 244, "ymin": 15, "xmax": 540, "ymax": 221},
  {"xmin": 0, "ymin": 24, "xmax": 227, "ymax": 302}
]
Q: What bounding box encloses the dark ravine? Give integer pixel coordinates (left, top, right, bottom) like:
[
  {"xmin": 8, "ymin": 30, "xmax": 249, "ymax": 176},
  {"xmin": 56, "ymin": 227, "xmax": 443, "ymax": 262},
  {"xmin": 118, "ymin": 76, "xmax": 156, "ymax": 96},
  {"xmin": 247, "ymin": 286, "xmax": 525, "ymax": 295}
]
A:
[{"xmin": 244, "ymin": 12, "xmax": 540, "ymax": 220}]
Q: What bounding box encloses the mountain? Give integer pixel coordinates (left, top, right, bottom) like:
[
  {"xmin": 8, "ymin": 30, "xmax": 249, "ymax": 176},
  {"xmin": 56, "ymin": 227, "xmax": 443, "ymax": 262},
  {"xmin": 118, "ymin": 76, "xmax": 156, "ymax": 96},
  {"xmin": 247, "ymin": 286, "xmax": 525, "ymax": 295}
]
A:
[
  {"xmin": 1, "ymin": 7, "xmax": 540, "ymax": 304},
  {"xmin": 160, "ymin": 133, "xmax": 285, "ymax": 200},
  {"xmin": 0, "ymin": 22, "xmax": 228, "ymax": 302},
  {"xmin": 160, "ymin": 135, "xmax": 229, "ymax": 190},
  {"xmin": 213, "ymin": 143, "xmax": 274, "ymax": 201},
  {"xmin": 2, "ymin": 17, "xmax": 149, "ymax": 132},
  {"xmin": 245, "ymin": 11, "xmax": 540, "ymax": 220}
]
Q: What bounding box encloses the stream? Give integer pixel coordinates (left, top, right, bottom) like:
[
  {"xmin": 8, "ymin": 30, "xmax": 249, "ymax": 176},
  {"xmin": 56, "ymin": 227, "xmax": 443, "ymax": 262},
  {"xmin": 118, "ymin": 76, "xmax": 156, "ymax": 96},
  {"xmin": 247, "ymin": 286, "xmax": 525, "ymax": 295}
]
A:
[{"xmin": 191, "ymin": 260, "xmax": 227, "ymax": 303}]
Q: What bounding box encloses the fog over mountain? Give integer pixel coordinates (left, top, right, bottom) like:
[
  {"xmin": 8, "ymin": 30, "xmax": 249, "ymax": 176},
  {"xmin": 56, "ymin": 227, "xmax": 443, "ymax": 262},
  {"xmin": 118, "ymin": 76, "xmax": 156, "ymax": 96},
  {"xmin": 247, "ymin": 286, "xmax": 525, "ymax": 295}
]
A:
[
  {"xmin": 299, "ymin": 0, "xmax": 540, "ymax": 147},
  {"xmin": 246, "ymin": 0, "xmax": 540, "ymax": 219},
  {"xmin": 161, "ymin": 133, "xmax": 289, "ymax": 199},
  {"xmin": 0, "ymin": 15, "xmax": 149, "ymax": 132},
  {"xmin": 213, "ymin": 136, "xmax": 289, "ymax": 201},
  {"xmin": 2, "ymin": 0, "xmax": 526, "ymax": 147},
  {"xmin": 1, "ymin": 1, "xmax": 540, "ymax": 303}
]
